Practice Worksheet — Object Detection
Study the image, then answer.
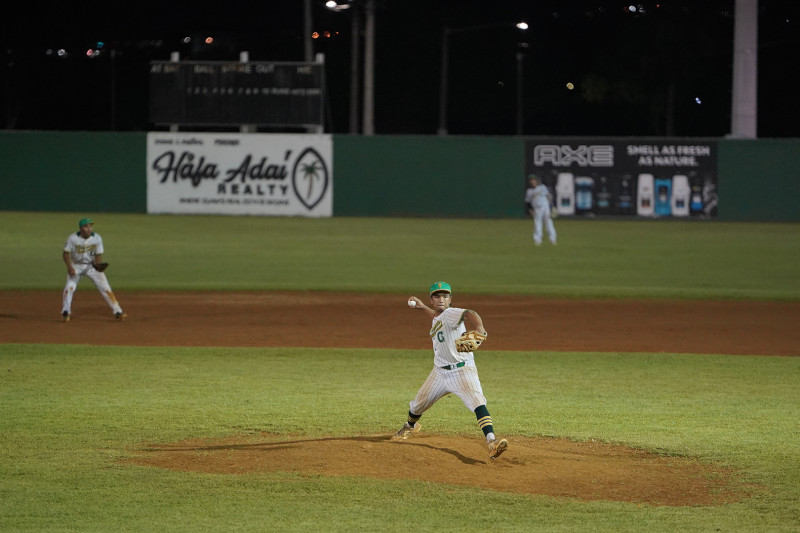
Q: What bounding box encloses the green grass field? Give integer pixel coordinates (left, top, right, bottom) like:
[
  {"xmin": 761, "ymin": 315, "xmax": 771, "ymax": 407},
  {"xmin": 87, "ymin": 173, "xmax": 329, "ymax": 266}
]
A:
[
  {"xmin": 1, "ymin": 211, "xmax": 799, "ymax": 532},
  {"xmin": 1, "ymin": 211, "xmax": 799, "ymax": 298}
]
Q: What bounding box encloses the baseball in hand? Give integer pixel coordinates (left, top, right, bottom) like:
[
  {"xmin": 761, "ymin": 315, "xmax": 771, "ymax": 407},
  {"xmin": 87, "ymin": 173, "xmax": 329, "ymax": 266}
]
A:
[{"xmin": 408, "ymin": 299, "xmax": 416, "ymax": 308}]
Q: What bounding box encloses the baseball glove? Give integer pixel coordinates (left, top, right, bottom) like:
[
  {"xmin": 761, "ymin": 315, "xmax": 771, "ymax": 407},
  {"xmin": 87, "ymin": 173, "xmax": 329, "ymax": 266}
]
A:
[
  {"xmin": 94, "ymin": 262, "xmax": 109, "ymax": 272},
  {"xmin": 455, "ymin": 331, "xmax": 487, "ymax": 353}
]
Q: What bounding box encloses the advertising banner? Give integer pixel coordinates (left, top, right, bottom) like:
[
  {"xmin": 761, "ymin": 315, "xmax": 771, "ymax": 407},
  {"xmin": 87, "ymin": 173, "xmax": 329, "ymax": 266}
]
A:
[
  {"xmin": 146, "ymin": 133, "xmax": 333, "ymax": 217},
  {"xmin": 525, "ymin": 139, "xmax": 718, "ymax": 218}
]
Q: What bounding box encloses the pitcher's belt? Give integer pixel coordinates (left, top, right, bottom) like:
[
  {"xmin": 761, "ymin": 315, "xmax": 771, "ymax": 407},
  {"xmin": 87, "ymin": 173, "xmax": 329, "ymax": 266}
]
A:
[{"xmin": 440, "ymin": 362, "xmax": 466, "ymax": 370}]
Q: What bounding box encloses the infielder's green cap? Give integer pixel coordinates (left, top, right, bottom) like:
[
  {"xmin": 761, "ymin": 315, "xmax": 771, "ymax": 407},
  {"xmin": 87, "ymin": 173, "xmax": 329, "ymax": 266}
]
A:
[
  {"xmin": 78, "ymin": 218, "xmax": 94, "ymax": 228},
  {"xmin": 528, "ymin": 173, "xmax": 539, "ymax": 180},
  {"xmin": 430, "ymin": 281, "xmax": 452, "ymax": 295}
]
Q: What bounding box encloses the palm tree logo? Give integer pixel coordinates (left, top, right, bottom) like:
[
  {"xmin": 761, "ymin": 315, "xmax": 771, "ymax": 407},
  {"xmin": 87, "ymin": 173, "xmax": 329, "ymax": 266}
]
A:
[
  {"xmin": 301, "ymin": 160, "xmax": 323, "ymax": 199},
  {"xmin": 292, "ymin": 147, "xmax": 329, "ymax": 210}
]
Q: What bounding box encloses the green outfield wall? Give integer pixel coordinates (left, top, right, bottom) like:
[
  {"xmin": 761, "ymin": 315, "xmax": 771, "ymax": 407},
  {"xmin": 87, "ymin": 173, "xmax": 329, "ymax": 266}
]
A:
[
  {"xmin": 717, "ymin": 139, "xmax": 800, "ymax": 222},
  {"xmin": 0, "ymin": 131, "xmax": 145, "ymax": 213},
  {"xmin": 331, "ymin": 135, "xmax": 522, "ymax": 218},
  {"xmin": 0, "ymin": 131, "xmax": 797, "ymax": 221}
]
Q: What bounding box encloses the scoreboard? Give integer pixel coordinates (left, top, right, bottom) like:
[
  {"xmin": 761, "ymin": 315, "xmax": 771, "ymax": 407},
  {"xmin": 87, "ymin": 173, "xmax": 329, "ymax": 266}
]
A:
[{"xmin": 149, "ymin": 61, "xmax": 324, "ymax": 127}]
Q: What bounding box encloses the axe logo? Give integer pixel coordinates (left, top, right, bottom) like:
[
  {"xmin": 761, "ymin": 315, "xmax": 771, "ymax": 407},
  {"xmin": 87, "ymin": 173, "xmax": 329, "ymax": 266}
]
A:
[{"xmin": 533, "ymin": 145, "xmax": 614, "ymax": 167}]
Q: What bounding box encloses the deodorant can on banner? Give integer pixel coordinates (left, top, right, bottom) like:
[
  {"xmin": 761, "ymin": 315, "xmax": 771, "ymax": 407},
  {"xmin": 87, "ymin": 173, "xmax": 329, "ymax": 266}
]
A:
[
  {"xmin": 690, "ymin": 174, "xmax": 704, "ymax": 214},
  {"xmin": 671, "ymin": 175, "xmax": 690, "ymax": 217},
  {"xmin": 596, "ymin": 176, "xmax": 612, "ymax": 215},
  {"xmin": 654, "ymin": 177, "xmax": 672, "ymax": 216},
  {"xmin": 556, "ymin": 173, "xmax": 575, "ymax": 215},
  {"xmin": 575, "ymin": 177, "xmax": 595, "ymax": 215},
  {"xmin": 637, "ymin": 173, "xmax": 654, "ymax": 216},
  {"xmin": 617, "ymin": 175, "xmax": 635, "ymax": 215}
]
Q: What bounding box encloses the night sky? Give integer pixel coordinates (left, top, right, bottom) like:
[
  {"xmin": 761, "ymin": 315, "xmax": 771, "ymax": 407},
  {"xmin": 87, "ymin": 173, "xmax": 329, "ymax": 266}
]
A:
[{"xmin": 2, "ymin": 0, "xmax": 798, "ymax": 137}]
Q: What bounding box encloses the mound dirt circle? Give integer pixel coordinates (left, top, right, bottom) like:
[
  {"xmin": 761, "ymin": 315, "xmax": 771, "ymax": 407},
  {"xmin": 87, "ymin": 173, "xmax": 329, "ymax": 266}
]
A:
[{"xmin": 127, "ymin": 433, "xmax": 748, "ymax": 506}]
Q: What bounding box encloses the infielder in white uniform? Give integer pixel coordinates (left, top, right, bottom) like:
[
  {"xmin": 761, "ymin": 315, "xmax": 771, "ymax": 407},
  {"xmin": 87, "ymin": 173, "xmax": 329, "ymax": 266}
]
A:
[
  {"xmin": 392, "ymin": 281, "xmax": 508, "ymax": 460},
  {"xmin": 61, "ymin": 218, "xmax": 126, "ymax": 322},
  {"xmin": 525, "ymin": 174, "xmax": 557, "ymax": 246}
]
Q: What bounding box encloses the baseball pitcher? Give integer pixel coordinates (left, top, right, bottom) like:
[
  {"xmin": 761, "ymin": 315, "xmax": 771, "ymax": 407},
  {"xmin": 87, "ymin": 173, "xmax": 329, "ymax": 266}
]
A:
[{"xmin": 392, "ymin": 281, "xmax": 508, "ymax": 460}]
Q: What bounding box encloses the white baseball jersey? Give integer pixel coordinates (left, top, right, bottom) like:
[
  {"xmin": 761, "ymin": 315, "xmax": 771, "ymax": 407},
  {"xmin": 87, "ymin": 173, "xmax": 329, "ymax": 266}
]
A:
[
  {"xmin": 525, "ymin": 184, "xmax": 552, "ymax": 211},
  {"xmin": 431, "ymin": 307, "xmax": 473, "ymax": 367},
  {"xmin": 64, "ymin": 231, "xmax": 104, "ymax": 265}
]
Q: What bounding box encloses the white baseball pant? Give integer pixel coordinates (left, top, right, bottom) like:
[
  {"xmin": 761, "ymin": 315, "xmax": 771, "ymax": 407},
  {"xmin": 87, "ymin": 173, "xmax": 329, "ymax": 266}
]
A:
[
  {"xmin": 533, "ymin": 207, "xmax": 557, "ymax": 245},
  {"xmin": 409, "ymin": 360, "xmax": 487, "ymax": 415},
  {"xmin": 62, "ymin": 264, "xmax": 122, "ymax": 315}
]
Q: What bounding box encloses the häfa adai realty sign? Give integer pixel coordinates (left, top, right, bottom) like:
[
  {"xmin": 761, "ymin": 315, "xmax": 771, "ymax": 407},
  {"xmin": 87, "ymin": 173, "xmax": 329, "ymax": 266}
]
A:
[{"xmin": 146, "ymin": 132, "xmax": 333, "ymax": 217}]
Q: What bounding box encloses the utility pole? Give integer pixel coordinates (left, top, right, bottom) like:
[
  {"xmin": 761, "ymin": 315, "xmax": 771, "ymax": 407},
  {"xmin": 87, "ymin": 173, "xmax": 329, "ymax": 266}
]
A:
[
  {"xmin": 349, "ymin": 4, "xmax": 362, "ymax": 133},
  {"xmin": 304, "ymin": 0, "xmax": 313, "ymax": 62},
  {"xmin": 730, "ymin": 0, "xmax": 757, "ymax": 138},
  {"xmin": 362, "ymin": 0, "xmax": 376, "ymax": 135}
]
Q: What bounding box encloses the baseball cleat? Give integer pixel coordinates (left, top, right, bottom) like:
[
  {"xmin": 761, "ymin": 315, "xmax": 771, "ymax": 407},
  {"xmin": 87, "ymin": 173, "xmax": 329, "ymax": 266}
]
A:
[
  {"xmin": 62, "ymin": 311, "xmax": 71, "ymax": 322},
  {"xmin": 391, "ymin": 422, "xmax": 421, "ymax": 440},
  {"xmin": 114, "ymin": 312, "xmax": 127, "ymax": 321},
  {"xmin": 488, "ymin": 438, "xmax": 508, "ymax": 460}
]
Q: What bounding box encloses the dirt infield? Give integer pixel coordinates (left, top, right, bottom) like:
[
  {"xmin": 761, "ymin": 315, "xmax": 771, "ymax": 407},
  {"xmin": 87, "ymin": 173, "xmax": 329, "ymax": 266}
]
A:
[
  {"xmin": 4, "ymin": 290, "xmax": 795, "ymax": 505},
  {"xmin": 2, "ymin": 290, "xmax": 798, "ymax": 355}
]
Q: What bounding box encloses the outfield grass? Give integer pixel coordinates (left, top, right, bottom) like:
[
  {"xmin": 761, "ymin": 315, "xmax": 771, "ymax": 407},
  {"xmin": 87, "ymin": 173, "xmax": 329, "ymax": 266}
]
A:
[
  {"xmin": 1, "ymin": 345, "xmax": 798, "ymax": 532},
  {"xmin": 0, "ymin": 211, "xmax": 798, "ymax": 298}
]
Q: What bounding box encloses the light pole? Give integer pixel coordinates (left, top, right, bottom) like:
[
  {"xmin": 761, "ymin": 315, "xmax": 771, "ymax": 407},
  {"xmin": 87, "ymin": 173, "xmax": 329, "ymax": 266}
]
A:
[
  {"xmin": 437, "ymin": 21, "xmax": 528, "ymax": 136},
  {"xmin": 324, "ymin": 0, "xmax": 362, "ymax": 133},
  {"xmin": 362, "ymin": 0, "xmax": 375, "ymax": 135},
  {"xmin": 730, "ymin": 0, "xmax": 757, "ymax": 138},
  {"xmin": 324, "ymin": 0, "xmax": 374, "ymax": 135},
  {"xmin": 348, "ymin": 4, "xmax": 361, "ymax": 133}
]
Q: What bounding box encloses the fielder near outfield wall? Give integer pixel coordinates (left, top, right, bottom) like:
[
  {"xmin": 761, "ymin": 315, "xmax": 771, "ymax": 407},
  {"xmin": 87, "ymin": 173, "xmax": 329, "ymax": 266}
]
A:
[{"xmin": 146, "ymin": 133, "xmax": 333, "ymax": 217}]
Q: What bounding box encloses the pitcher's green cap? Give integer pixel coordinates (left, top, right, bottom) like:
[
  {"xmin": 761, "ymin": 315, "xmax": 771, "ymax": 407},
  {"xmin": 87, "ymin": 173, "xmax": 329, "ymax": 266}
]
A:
[
  {"xmin": 429, "ymin": 281, "xmax": 452, "ymax": 295},
  {"xmin": 78, "ymin": 218, "xmax": 94, "ymax": 228}
]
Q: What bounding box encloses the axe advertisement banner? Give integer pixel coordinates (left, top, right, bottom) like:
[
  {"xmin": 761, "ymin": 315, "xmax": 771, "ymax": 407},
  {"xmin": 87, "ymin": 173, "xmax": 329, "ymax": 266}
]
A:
[
  {"xmin": 146, "ymin": 132, "xmax": 333, "ymax": 217},
  {"xmin": 524, "ymin": 139, "xmax": 718, "ymax": 218}
]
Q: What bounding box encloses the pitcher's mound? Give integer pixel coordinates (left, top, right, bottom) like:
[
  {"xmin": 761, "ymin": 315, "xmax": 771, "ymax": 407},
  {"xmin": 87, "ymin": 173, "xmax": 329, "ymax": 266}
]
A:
[{"xmin": 128, "ymin": 433, "xmax": 752, "ymax": 506}]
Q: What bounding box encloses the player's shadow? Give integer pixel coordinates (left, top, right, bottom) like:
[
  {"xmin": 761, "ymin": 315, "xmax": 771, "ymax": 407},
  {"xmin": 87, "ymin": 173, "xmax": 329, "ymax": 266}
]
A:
[
  {"xmin": 391, "ymin": 439, "xmax": 483, "ymax": 465},
  {"xmin": 140, "ymin": 434, "xmax": 484, "ymax": 465}
]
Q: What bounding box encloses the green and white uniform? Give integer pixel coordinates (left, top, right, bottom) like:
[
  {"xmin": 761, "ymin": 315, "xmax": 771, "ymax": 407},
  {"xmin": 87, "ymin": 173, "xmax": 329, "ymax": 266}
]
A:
[
  {"xmin": 409, "ymin": 306, "xmax": 487, "ymax": 415},
  {"xmin": 62, "ymin": 231, "xmax": 123, "ymax": 316}
]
